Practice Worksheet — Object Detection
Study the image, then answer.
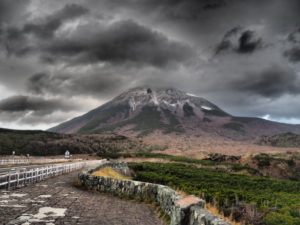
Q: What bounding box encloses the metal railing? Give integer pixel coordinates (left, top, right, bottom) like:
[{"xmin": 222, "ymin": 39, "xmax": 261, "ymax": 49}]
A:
[
  {"xmin": 0, "ymin": 158, "xmax": 76, "ymax": 165},
  {"xmin": 0, "ymin": 160, "xmax": 105, "ymax": 190}
]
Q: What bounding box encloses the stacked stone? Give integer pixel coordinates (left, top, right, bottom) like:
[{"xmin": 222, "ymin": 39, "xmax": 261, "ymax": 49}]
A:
[{"xmin": 79, "ymin": 161, "xmax": 231, "ymax": 225}]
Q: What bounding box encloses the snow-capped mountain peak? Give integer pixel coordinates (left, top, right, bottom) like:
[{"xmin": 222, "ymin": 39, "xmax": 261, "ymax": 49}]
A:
[{"xmin": 49, "ymin": 86, "xmax": 300, "ymax": 142}]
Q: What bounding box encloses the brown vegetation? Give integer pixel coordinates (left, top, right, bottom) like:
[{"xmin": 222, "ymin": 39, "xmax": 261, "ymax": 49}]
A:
[{"xmin": 91, "ymin": 167, "xmax": 131, "ymax": 180}]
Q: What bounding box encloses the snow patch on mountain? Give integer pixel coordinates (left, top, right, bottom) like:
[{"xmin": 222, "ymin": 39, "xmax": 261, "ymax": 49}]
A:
[
  {"xmin": 201, "ymin": 106, "xmax": 212, "ymax": 111},
  {"xmin": 151, "ymin": 91, "xmax": 159, "ymax": 105},
  {"xmin": 129, "ymin": 97, "xmax": 136, "ymax": 111},
  {"xmin": 163, "ymin": 100, "xmax": 177, "ymax": 108},
  {"xmin": 186, "ymin": 93, "xmax": 198, "ymax": 97}
]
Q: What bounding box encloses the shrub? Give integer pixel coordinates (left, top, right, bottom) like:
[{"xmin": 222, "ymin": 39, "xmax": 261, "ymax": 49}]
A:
[{"xmin": 129, "ymin": 162, "xmax": 300, "ymax": 225}]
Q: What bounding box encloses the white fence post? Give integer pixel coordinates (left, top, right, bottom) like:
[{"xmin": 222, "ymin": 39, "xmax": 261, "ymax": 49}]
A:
[
  {"xmin": 0, "ymin": 160, "xmax": 102, "ymax": 190},
  {"xmin": 16, "ymin": 173, "xmax": 19, "ymax": 186},
  {"xmin": 7, "ymin": 172, "xmax": 11, "ymax": 189}
]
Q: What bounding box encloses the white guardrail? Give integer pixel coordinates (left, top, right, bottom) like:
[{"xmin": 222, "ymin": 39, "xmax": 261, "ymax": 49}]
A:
[
  {"xmin": 0, "ymin": 158, "xmax": 73, "ymax": 165},
  {"xmin": 0, "ymin": 160, "xmax": 105, "ymax": 190}
]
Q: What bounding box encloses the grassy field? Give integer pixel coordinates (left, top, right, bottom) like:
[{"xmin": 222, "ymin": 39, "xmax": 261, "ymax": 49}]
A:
[{"xmin": 129, "ymin": 162, "xmax": 300, "ymax": 225}]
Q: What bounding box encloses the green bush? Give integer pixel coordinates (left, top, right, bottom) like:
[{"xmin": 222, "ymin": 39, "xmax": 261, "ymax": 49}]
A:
[
  {"xmin": 129, "ymin": 162, "xmax": 300, "ymax": 225},
  {"xmin": 99, "ymin": 152, "xmax": 260, "ymax": 175}
]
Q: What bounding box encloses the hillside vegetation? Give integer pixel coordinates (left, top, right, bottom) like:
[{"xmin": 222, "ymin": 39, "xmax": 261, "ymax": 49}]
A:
[
  {"xmin": 0, "ymin": 128, "xmax": 164, "ymax": 156},
  {"xmin": 94, "ymin": 106, "xmax": 183, "ymax": 137},
  {"xmin": 99, "ymin": 152, "xmax": 260, "ymax": 175},
  {"xmin": 258, "ymin": 132, "xmax": 300, "ymax": 148},
  {"xmin": 100, "ymin": 151, "xmax": 300, "ymax": 181},
  {"xmin": 129, "ymin": 162, "xmax": 300, "ymax": 225}
]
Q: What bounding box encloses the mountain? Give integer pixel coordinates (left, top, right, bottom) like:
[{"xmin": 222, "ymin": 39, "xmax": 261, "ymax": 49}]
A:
[{"xmin": 49, "ymin": 87, "xmax": 300, "ymax": 142}]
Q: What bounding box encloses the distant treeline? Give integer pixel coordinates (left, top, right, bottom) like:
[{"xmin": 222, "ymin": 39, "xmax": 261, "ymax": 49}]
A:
[{"xmin": 0, "ymin": 128, "xmax": 162, "ymax": 156}]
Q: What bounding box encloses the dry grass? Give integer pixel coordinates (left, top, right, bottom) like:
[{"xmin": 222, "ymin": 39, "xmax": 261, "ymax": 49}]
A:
[
  {"xmin": 231, "ymin": 170, "xmax": 252, "ymax": 176},
  {"xmin": 91, "ymin": 167, "xmax": 131, "ymax": 180},
  {"xmin": 205, "ymin": 203, "xmax": 243, "ymax": 225},
  {"xmin": 173, "ymin": 189, "xmax": 242, "ymax": 224},
  {"xmin": 143, "ymin": 131, "xmax": 300, "ymax": 156},
  {"xmin": 174, "ymin": 188, "xmax": 189, "ymax": 197}
]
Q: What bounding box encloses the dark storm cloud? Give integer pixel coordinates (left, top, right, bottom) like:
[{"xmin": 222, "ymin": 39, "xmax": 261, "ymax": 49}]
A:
[
  {"xmin": 0, "ymin": 95, "xmax": 77, "ymax": 113},
  {"xmin": 27, "ymin": 73, "xmax": 70, "ymax": 95},
  {"xmin": 94, "ymin": 0, "xmax": 226, "ymax": 20},
  {"xmin": 0, "ymin": 0, "xmax": 31, "ymax": 54},
  {"xmin": 142, "ymin": 0, "xmax": 226, "ymax": 19},
  {"xmin": 284, "ymin": 48, "xmax": 300, "ymax": 63},
  {"xmin": 230, "ymin": 65, "xmax": 300, "ymax": 98},
  {"xmin": 90, "ymin": 0, "xmax": 300, "ymax": 47},
  {"xmin": 287, "ymin": 28, "xmax": 300, "ymax": 44},
  {"xmin": 0, "ymin": 95, "xmax": 83, "ymax": 125},
  {"xmin": 22, "ymin": 4, "xmax": 89, "ymax": 39},
  {"xmin": 120, "ymin": 0, "xmax": 300, "ymax": 25},
  {"xmin": 0, "ymin": 0, "xmax": 31, "ymax": 25},
  {"xmin": 238, "ymin": 30, "xmax": 261, "ymax": 53},
  {"xmin": 36, "ymin": 20, "xmax": 194, "ymax": 67},
  {"xmin": 215, "ymin": 27, "xmax": 262, "ymax": 55},
  {"xmin": 284, "ymin": 28, "xmax": 300, "ymax": 63},
  {"xmin": 27, "ymin": 71, "xmax": 125, "ymax": 97},
  {"xmin": 3, "ymin": 3, "xmax": 89, "ymax": 56},
  {"xmin": 284, "ymin": 47, "xmax": 300, "ymax": 62},
  {"xmin": 1, "ymin": 0, "xmax": 300, "ymax": 128},
  {"xmin": 2, "ymin": 3, "xmax": 194, "ymax": 67}
]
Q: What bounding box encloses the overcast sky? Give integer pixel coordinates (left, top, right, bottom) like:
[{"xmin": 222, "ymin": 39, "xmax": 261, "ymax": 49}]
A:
[{"xmin": 0, "ymin": 0, "xmax": 300, "ymax": 130}]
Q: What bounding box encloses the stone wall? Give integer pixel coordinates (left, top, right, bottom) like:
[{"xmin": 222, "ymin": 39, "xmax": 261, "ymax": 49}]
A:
[{"xmin": 78, "ymin": 161, "xmax": 231, "ymax": 225}]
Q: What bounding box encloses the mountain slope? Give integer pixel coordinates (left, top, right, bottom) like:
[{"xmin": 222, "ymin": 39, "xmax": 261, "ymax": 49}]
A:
[{"xmin": 49, "ymin": 87, "xmax": 300, "ymax": 141}]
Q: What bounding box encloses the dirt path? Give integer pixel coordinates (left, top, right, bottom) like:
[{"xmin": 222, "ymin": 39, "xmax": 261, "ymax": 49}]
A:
[{"xmin": 0, "ymin": 169, "xmax": 164, "ymax": 225}]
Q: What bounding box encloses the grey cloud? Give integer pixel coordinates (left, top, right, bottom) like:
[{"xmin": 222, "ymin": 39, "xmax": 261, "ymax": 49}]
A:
[
  {"xmin": 0, "ymin": 0, "xmax": 31, "ymax": 25},
  {"xmin": 1, "ymin": 0, "xmax": 300, "ymax": 128},
  {"xmin": 284, "ymin": 48, "xmax": 300, "ymax": 63},
  {"xmin": 89, "ymin": 0, "xmax": 300, "ymax": 48},
  {"xmin": 212, "ymin": 92, "xmax": 300, "ymax": 120},
  {"xmin": 3, "ymin": 10, "xmax": 194, "ymax": 67},
  {"xmin": 0, "ymin": 0, "xmax": 31, "ymax": 54},
  {"xmin": 22, "ymin": 3, "xmax": 89, "ymax": 39},
  {"xmin": 0, "ymin": 94, "xmax": 93, "ymax": 125},
  {"xmin": 3, "ymin": 4, "xmax": 89, "ymax": 56},
  {"xmin": 17, "ymin": 112, "xmax": 71, "ymax": 125},
  {"xmin": 284, "ymin": 28, "xmax": 300, "ymax": 62},
  {"xmin": 94, "ymin": 0, "xmax": 226, "ymax": 20},
  {"xmin": 27, "ymin": 73, "xmax": 70, "ymax": 95},
  {"xmin": 27, "ymin": 71, "xmax": 125, "ymax": 97},
  {"xmin": 230, "ymin": 65, "xmax": 300, "ymax": 98},
  {"xmin": 238, "ymin": 30, "xmax": 261, "ymax": 53},
  {"xmin": 139, "ymin": 0, "xmax": 226, "ymax": 20},
  {"xmin": 0, "ymin": 95, "xmax": 78, "ymax": 113},
  {"xmin": 40, "ymin": 20, "xmax": 194, "ymax": 67},
  {"xmin": 215, "ymin": 27, "xmax": 262, "ymax": 55},
  {"xmin": 287, "ymin": 28, "xmax": 300, "ymax": 44}
]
